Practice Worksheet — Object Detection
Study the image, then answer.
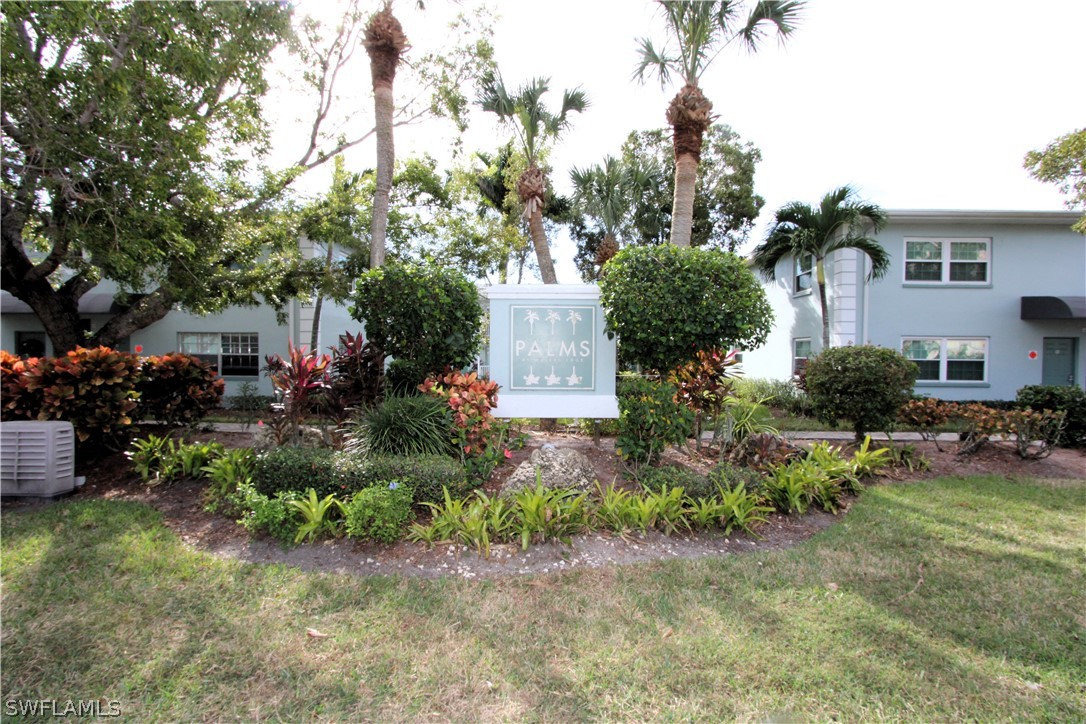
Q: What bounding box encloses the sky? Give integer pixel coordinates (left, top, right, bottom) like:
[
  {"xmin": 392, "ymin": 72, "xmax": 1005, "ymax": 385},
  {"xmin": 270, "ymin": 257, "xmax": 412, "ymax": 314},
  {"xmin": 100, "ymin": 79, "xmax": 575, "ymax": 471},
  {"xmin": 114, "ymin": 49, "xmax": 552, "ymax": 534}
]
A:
[{"xmin": 272, "ymin": 0, "xmax": 1086, "ymax": 283}]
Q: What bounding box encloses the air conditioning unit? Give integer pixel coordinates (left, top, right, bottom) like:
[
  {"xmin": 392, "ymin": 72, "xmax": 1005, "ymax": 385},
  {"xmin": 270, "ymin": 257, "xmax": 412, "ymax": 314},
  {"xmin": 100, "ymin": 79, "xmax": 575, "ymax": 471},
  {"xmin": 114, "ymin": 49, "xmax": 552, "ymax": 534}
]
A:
[{"xmin": 1, "ymin": 421, "xmax": 77, "ymax": 497}]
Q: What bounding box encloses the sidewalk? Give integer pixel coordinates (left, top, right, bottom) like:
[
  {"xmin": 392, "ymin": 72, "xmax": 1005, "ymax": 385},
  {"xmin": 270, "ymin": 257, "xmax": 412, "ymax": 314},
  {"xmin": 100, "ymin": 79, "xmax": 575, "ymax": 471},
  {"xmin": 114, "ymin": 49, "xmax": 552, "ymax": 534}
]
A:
[{"xmin": 204, "ymin": 421, "xmax": 959, "ymax": 443}]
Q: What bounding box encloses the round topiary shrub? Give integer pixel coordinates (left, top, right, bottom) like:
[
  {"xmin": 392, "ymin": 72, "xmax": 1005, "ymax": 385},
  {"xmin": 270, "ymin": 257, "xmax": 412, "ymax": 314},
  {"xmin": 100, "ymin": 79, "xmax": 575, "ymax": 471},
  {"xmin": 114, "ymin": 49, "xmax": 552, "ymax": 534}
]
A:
[
  {"xmin": 350, "ymin": 262, "xmax": 483, "ymax": 390},
  {"xmin": 598, "ymin": 245, "xmax": 773, "ymax": 371},
  {"xmin": 804, "ymin": 345, "xmax": 918, "ymax": 442}
]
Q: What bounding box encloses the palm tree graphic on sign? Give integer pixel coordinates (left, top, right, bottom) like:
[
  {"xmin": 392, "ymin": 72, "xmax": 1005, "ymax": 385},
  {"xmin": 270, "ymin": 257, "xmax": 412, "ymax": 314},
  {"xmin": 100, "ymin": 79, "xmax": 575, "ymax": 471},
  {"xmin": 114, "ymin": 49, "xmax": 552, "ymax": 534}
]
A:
[
  {"xmin": 546, "ymin": 310, "xmax": 561, "ymax": 334},
  {"xmin": 524, "ymin": 309, "xmax": 540, "ymax": 335},
  {"xmin": 567, "ymin": 309, "xmax": 582, "ymax": 335}
]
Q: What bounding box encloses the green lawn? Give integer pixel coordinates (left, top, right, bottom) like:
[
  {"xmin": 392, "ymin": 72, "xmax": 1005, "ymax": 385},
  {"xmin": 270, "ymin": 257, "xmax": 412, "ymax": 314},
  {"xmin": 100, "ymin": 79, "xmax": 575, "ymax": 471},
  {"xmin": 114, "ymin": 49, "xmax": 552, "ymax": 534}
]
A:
[{"xmin": 2, "ymin": 475, "xmax": 1084, "ymax": 721}]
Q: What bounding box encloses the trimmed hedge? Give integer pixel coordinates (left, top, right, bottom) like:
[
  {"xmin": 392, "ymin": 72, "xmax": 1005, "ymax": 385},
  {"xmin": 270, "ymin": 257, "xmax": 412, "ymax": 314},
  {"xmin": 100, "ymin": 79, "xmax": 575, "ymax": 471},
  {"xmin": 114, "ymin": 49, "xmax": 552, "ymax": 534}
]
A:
[
  {"xmin": 1017, "ymin": 385, "xmax": 1086, "ymax": 447},
  {"xmin": 251, "ymin": 448, "xmax": 470, "ymax": 505}
]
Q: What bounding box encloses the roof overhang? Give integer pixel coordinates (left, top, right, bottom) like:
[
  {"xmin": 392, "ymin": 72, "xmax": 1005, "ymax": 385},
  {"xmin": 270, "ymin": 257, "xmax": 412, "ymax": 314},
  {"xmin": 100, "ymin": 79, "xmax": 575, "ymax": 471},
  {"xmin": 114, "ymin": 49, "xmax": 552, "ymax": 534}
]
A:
[
  {"xmin": 886, "ymin": 209, "xmax": 1082, "ymax": 226},
  {"xmin": 0, "ymin": 291, "xmax": 139, "ymax": 315},
  {"xmin": 1021, "ymin": 296, "xmax": 1086, "ymax": 320}
]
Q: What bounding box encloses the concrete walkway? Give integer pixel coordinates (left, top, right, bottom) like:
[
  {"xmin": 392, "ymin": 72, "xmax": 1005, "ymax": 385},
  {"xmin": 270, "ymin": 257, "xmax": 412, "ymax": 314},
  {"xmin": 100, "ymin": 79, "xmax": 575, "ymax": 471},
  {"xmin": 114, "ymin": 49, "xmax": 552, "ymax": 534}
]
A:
[{"xmin": 204, "ymin": 421, "xmax": 959, "ymax": 443}]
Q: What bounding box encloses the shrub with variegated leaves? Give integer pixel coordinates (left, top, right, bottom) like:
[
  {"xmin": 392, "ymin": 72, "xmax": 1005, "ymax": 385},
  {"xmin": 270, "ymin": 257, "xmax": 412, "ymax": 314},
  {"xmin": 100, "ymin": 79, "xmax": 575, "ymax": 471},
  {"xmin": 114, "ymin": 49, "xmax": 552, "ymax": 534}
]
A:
[
  {"xmin": 136, "ymin": 353, "xmax": 224, "ymax": 426},
  {"xmin": 4, "ymin": 346, "xmax": 141, "ymax": 448}
]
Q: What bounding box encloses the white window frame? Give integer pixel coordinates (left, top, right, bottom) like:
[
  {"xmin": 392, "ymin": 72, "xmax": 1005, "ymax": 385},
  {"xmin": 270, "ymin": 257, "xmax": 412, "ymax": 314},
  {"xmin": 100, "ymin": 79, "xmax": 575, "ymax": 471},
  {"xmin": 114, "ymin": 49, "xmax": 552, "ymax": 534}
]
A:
[
  {"xmin": 901, "ymin": 336, "xmax": 989, "ymax": 383},
  {"xmin": 793, "ymin": 253, "xmax": 814, "ymax": 295},
  {"xmin": 792, "ymin": 338, "xmax": 812, "ymax": 377},
  {"xmin": 903, "ymin": 237, "xmax": 991, "ymax": 285},
  {"xmin": 178, "ymin": 332, "xmax": 260, "ymax": 377}
]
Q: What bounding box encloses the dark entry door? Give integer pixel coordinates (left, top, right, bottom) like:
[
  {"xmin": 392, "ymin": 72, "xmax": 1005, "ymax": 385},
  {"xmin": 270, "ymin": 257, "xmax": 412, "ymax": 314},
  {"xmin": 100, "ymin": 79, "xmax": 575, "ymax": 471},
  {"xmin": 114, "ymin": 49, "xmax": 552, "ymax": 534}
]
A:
[{"xmin": 1042, "ymin": 337, "xmax": 1078, "ymax": 386}]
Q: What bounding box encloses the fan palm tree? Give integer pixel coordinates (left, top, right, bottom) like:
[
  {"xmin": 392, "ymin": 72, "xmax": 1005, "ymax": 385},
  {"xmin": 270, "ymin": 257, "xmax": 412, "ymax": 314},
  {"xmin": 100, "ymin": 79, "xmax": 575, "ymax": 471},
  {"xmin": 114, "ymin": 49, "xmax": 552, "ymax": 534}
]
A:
[
  {"xmin": 479, "ymin": 73, "xmax": 588, "ymax": 284},
  {"xmin": 569, "ymin": 155, "xmax": 660, "ymax": 275},
  {"xmin": 751, "ymin": 185, "xmax": 890, "ymax": 351},
  {"xmin": 364, "ymin": 1, "xmax": 409, "ymax": 269},
  {"xmin": 635, "ymin": 0, "xmax": 803, "ymax": 247}
]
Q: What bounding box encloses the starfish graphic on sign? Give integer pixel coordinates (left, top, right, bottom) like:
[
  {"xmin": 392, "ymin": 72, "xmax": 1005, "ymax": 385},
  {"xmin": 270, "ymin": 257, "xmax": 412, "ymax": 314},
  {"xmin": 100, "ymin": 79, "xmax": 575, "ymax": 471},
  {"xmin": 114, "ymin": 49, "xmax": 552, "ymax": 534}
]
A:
[
  {"xmin": 523, "ymin": 367, "xmax": 540, "ymax": 386},
  {"xmin": 566, "ymin": 367, "xmax": 582, "ymax": 386},
  {"xmin": 545, "ymin": 367, "xmax": 562, "ymax": 386}
]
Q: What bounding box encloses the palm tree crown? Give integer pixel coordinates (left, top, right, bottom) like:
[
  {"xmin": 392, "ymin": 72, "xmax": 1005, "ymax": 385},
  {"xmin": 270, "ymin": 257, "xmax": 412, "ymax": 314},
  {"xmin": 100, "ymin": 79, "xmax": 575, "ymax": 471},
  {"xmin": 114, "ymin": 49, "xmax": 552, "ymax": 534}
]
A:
[
  {"xmin": 634, "ymin": 0, "xmax": 803, "ymax": 247},
  {"xmin": 478, "ymin": 72, "xmax": 588, "ymax": 284},
  {"xmin": 751, "ymin": 185, "xmax": 889, "ymax": 350}
]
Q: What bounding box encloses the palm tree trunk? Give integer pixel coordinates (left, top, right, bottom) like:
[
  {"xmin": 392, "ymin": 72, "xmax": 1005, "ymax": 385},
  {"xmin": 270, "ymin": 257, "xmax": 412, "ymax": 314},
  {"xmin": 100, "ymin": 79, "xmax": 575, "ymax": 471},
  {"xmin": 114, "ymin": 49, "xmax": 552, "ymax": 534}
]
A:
[
  {"xmin": 670, "ymin": 152, "xmax": 698, "ymax": 247},
  {"xmin": 527, "ymin": 206, "xmax": 557, "ymax": 284},
  {"xmin": 370, "ymin": 81, "xmax": 394, "ymax": 269},
  {"xmin": 816, "ymin": 257, "xmax": 831, "ymax": 350},
  {"xmin": 309, "ymin": 241, "xmax": 336, "ymax": 350}
]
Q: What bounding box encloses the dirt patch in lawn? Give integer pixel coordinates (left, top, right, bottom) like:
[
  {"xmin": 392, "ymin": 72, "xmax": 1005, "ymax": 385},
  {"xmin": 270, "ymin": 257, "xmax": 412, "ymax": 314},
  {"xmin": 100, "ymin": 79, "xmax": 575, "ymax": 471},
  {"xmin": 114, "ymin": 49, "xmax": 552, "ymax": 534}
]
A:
[{"xmin": 5, "ymin": 430, "xmax": 1083, "ymax": 580}]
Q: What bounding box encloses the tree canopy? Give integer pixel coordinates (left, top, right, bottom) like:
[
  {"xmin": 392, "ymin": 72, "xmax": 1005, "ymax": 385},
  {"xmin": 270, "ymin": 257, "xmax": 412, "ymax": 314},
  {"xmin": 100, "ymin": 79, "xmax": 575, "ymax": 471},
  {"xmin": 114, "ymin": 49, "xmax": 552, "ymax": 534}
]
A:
[
  {"xmin": 571, "ymin": 126, "xmax": 764, "ymax": 280},
  {"xmin": 0, "ymin": 1, "xmax": 494, "ymax": 353},
  {"xmin": 1024, "ymin": 128, "xmax": 1085, "ymax": 234}
]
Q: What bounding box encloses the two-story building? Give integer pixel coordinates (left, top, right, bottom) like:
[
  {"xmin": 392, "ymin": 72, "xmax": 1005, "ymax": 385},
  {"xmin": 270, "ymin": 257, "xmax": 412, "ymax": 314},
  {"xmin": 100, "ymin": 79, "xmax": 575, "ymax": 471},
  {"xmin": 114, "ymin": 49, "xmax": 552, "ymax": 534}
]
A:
[{"xmin": 741, "ymin": 210, "xmax": 1085, "ymax": 400}]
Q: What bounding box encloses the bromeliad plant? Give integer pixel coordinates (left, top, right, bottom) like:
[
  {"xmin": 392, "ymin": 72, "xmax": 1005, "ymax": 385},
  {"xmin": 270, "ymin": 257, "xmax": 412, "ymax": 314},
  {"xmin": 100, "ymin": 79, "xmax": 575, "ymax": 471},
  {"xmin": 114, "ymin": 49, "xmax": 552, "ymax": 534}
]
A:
[{"xmin": 288, "ymin": 488, "xmax": 347, "ymax": 544}]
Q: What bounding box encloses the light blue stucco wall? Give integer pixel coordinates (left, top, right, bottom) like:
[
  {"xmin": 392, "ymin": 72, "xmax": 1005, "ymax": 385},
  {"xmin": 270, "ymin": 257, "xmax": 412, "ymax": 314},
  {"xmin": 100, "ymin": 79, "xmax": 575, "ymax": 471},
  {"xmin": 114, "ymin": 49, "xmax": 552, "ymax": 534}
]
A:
[
  {"xmin": 865, "ymin": 215, "xmax": 1085, "ymax": 400},
  {"xmin": 741, "ymin": 211, "xmax": 1085, "ymax": 401}
]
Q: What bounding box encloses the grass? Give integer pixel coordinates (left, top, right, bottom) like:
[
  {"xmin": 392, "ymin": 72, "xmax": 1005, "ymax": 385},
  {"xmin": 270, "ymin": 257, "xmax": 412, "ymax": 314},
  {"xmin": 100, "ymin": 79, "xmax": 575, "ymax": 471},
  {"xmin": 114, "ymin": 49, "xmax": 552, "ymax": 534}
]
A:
[{"xmin": 2, "ymin": 476, "xmax": 1084, "ymax": 720}]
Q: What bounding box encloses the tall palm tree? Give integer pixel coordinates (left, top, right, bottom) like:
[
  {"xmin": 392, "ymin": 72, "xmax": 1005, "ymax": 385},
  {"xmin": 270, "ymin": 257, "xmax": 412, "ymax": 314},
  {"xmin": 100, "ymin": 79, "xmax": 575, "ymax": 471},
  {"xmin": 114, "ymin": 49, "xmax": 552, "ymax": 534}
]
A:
[
  {"xmin": 569, "ymin": 156, "xmax": 658, "ymax": 275},
  {"xmin": 363, "ymin": 1, "xmax": 409, "ymax": 269},
  {"xmin": 751, "ymin": 185, "xmax": 889, "ymax": 351},
  {"xmin": 479, "ymin": 73, "xmax": 588, "ymax": 284},
  {"xmin": 635, "ymin": 0, "xmax": 803, "ymax": 247}
]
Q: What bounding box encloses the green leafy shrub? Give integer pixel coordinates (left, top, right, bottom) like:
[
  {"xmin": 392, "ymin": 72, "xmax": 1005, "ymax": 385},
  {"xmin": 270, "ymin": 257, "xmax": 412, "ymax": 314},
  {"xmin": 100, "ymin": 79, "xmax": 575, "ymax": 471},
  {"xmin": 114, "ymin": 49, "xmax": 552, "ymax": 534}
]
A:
[
  {"xmin": 636, "ymin": 464, "xmax": 713, "ymax": 499},
  {"xmin": 805, "ymin": 345, "xmax": 917, "ymax": 442},
  {"xmin": 135, "ymin": 353, "xmax": 223, "ymax": 426},
  {"xmin": 351, "ymin": 261, "xmax": 483, "ymax": 389},
  {"xmin": 708, "ymin": 463, "xmax": 767, "ymax": 497},
  {"xmin": 251, "ymin": 447, "xmax": 469, "ymax": 505},
  {"xmin": 252, "ymin": 448, "xmax": 365, "ymax": 499},
  {"xmin": 202, "ymin": 447, "xmax": 256, "ymax": 513},
  {"xmin": 344, "ymin": 484, "xmax": 414, "ymax": 543},
  {"xmin": 233, "ymin": 482, "xmax": 302, "ymax": 545},
  {"xmin": 4, "ymin": 346, "xmax": 141, "ymax": 448},
  {"xmin": 354, "ymin": 394, "xmax": 454, "ymax": 457},
  {"xmin": 805, "ymin": 441, "xmax": 860, "ymax": 493},
  {"xmin": 599, "ymin": 244, "xmax": 773, "ymax": 372},
  {"xmin": 360, "ymin": 454, "xmax": 472, "ymax": 505},
  {"xmin": 1016, "ymin": 384, "xmax": 1086, "ymax": 447},
  {"xmin": 615, "ymin": 375, "xmax": 694, "ymax": 466},
  {"xmin": 849, "ymin": 436, "xmax": 893, "ymax": 479}
]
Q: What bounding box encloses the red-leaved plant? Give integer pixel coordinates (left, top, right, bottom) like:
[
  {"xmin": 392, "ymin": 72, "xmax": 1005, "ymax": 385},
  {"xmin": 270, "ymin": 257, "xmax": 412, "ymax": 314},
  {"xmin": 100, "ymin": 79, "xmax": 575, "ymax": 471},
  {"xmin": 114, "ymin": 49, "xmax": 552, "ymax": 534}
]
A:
[{"xmin": 264, "ymin": 341, "xmax": 331, "ymax": 444}]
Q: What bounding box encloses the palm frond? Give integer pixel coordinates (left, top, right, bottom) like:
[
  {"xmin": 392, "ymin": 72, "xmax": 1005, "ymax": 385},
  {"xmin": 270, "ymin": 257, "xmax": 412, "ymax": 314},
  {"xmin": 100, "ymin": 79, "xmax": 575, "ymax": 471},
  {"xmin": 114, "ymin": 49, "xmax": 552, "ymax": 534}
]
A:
[
  {"xmin": 633, "ymin": 37, "xmax": 674, "ymax": 87},
  {"xmin": 741, "ymin": 0, "xmax": 805, "ymax": 50}
]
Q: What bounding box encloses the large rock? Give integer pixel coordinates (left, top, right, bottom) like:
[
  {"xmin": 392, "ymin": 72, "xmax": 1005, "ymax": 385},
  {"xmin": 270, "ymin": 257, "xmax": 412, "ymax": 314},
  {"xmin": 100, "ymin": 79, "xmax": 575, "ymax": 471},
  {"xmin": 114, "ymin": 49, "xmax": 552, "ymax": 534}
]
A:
[{"xmin": 500, "ymin": 444, "xmax": 595, "ymax": 496}]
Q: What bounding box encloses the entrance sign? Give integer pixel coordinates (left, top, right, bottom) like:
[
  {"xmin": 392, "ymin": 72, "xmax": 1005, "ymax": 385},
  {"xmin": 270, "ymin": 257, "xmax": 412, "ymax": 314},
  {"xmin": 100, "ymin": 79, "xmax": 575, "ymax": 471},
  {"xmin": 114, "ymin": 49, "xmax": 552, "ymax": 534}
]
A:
[{"xmin": 487, "ymin": 285, "xmax": 618, "ymax": 418}]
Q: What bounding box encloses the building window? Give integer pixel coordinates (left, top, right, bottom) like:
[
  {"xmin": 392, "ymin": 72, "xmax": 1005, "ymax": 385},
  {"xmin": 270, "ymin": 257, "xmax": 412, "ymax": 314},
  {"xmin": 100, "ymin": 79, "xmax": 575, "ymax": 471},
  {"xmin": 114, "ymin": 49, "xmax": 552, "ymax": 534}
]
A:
[
  {"xmin": 793, "ymin": 338, "xmax": 812, "ymax": 376},
  {"xmin": 902, "ymin": 337, "xmax": 987, "ymax": 382},
  {"xmin": 178, "ymin": 332, "xmax": 259, "ymax": 376},
  {"xmin": 793, "ymin": 253, "xmax": 814, "ymax": 294},
  {"xmin": 904, "ymin": 238, "xmax": 990, "ymax": 284},
  {"xmin": 15, "ymin": 331, "xmax": 46, "ymax": 358}
]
